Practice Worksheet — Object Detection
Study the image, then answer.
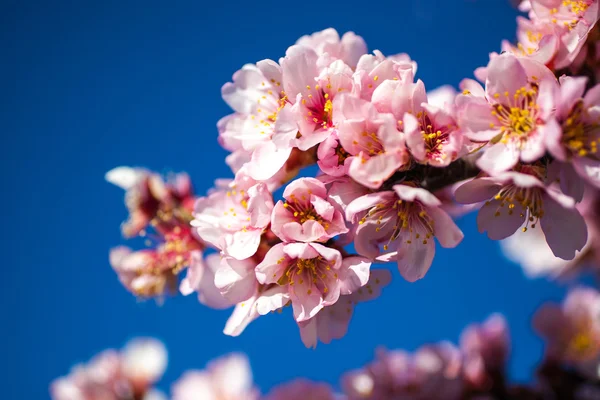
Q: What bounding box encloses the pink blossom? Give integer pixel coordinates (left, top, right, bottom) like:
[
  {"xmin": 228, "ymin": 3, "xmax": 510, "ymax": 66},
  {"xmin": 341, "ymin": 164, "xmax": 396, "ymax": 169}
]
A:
[
  {"xmin": 346, "ymin": 184, "xmax": 463, "ymax": 282},
  {"xmin": 271, "ymin": 177, "xmax": 348, "ymax": 242},
  {"xmin": 326, "ymin": 177, "xmax": 371, "ymax": 245},
  {"xmin": 534, "ymin": 287, "xmax": 600, "ymax": 379},
  {"xmin": 192, "ymin": 180, "xmax": 273, "ymax": 260},
  {"xmin": 460, "ymin": 314, "xmax": 510, "ymax": 390},
  {"xmin": 316, "ymin": 132, "xmax": 352, "ymax": 177},
  {"xmin": 282, "ymin": 46, "xmax": 354, "ymax": 150},
  {"xmin": 223, "ymin": 284, "xmax": 289, "ymax": 337},
  {"xmin": 353, "ymin": 50, "xmax": 417, "ymax": 100},
  {"xmin": 404, "ymin": 101, "xmax": 464, "ymax": 167},
  {"xmin": 342, "ymin": 344, "xmax": 464, "ymax": 400},
  {"xmin": 295, "ymin": 28, "xmax": 367, "ymax": 69},
  {"xmin": 264, "ymin": 379, "xmax": 335, "ymax": 400},
  {"xmin": 171, "ymin": 353, "xmax": 259, "ymax": 400},
  {"xmin": 333, "ymin": 94, "xmax": 409, "ymax": 188},
  {"xmin": 110, "ymin": 227, "xmax": 202, "ymax": 299},
  {"xmin": 370, "ymin": 65, "xmax": 425, "ymax": 120},
  {"xmin": 456, "ymin": 54, "xmax": 558, "ymax": 174},
  {"xmin": 179, "ymin": 253, "xmax": 234, "ymax": 309},
  {"xmin": 255, "ymin": 242, "xmax": 369, "ymax": 322},
  {"xmin": 51, "ymin": 338, "xmax": 167, "ymax": 400},
  {"xmin": 299, "ymin": 268, "xmax": 391, "ymax": 348},
  {"xmin": 545, "ymin": 76, "xmax": 600, "ymax": 196},
  {"xmin": 455, "ymin": 168, "xmax": 588, "ymax": 260},
  {"xmin": 106, "ymin": 167, "xmax": 196, "ymax": 237},
  {"xmin": 501, "ymin": 16, "xmax": 560, "ymax": 66}
]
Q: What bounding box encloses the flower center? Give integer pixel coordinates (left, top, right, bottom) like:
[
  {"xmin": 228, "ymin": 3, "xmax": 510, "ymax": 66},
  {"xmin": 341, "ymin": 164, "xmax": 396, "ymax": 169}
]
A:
[
  {"xmin": 416, "ymin": 111, "xmax": 452, "ymax": 161},
  {"xmin": 490, "ymin": 87, "xmax": 540, "ymax": 148},
  {"xmin": 278, "ymin": 256, "xmax": 338, "ymax": 295},
  {"xmin": 562, "ymin": 100, "xmax": 599, "ymax": 157},
  {"xmin": 303, "ymin": 85, "xmax": 336, "ymax": 129},
  {"xmin": 283, "ymin": 194, "xmax": 330, "ymax": 229},
  {"xmin": 490, "ymin": 185, "xmax": 544, "ymax": 232}
]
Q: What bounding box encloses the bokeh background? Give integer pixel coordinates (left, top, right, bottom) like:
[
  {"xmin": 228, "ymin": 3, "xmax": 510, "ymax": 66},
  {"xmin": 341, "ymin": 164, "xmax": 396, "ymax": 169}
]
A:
[{"xmin": 2, "ymin": 0, "xmax": 578, "ymax": 397}]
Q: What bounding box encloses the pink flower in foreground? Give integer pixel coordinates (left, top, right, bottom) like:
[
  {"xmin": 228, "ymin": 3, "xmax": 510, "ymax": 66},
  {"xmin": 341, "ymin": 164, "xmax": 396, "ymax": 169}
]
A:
[
  {"xmin": 271, "ymin": 177, "xmax": 348, "ymax": 242},
  {"xmin": 353, "ymin": 50, "xmax": 417, "ymax": 101},
  {"xmin": 218, "ymin": 61, "xmax": 299, "ymax": 182},
  {"xmin": 455, "ymin": 168, "xmax": 587, "ymax": 260},
  {"xmin": 342, "ymin": 344, "xmax": 464, "ymax": 400},
  {"xmin": 106, "ymin": 167, "xmax": 196, "ymax": 237},
  {"xmin": 534, "ymin": 287, "xmax": 600, "ymax": 379},
  {"xmin": 51, "ymin": 338, "xmax": 167, "ymax": 400},
  {"xmin": 299, "ymin": 268, "xmax": 391, "ymax": 348},
  {"xmin": 546, "ymin": 76, "xmax": 600, "ymax": 198},
  {"xmin": 347, "ymin": 184, "xmax": 463, "ymax": 282},
  {"xmin": 404, "ymin": 100, "xmax": 464, "ymax": 167},
  {"xmin": 333, "ymin": 94, "xmax": 409, "ymax": 188},
  {"xmin": 283, "ymin": 46, "xmax": 354, "ymax": 150},
  {"xmin": 265, "ymin": 379, "xmax": 335, "ymax": 400},
  {"xmin": 295, "ymin": 28, "xmax": 367, "ymax": 69},
  {"xmin": 192, "ymin": 180, "xmax": 273, "ymax": 260},
  {"xmin": 317, "ymin": 132, "xmax": 352, "ymax": 177},
  {"xmin": 460, "ymin": 314, "xmax": 510, "ymax": 390},
  {"xmin": 179, "ymin": 253, "xmax": 234, "ymax": 309},
  {"xmin": 457, "ymin": 54, "xmax": 557, "ymax": 174},
  {"xmin": 110, "ymin": 227, "xmax": 202, "ymax": 299},
  {"xmin": 171, "ymin": 353, "xmax": 259, "ymax": 400},
  {"xmin": 255, "ymin": 242, "xmax": 369, "ymax": 322}
]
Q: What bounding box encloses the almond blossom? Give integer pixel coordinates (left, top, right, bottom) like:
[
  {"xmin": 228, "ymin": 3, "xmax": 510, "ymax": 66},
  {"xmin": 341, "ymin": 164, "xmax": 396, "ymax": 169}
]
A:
[
  {"xmin": 333, "ymin": 94, "xmax": 409, "ymax": 188},
  {"xmin": 255, "ymin": 242, "xmax": 369, "ymax": 322},
  {"xmin": 457, "ymin": 53, "xmax": 558, "ymax": 174},
  {"xmin": 545, "ymin": 76, "xmax": 600, "ymax": 198},
  {"xmin": 109, "ymin": 226, "xmax": 203, "ymax": 299},
  {"xmin": 51, "ymin": 338, "xmax": 167, "ymax": 400},
  {"xmin": 271, "ymin": 177, "xmax": 348, "ymax": 242},
  {"xmin": 106, "ymin": 167, "xmax": 196, "ymax": 237},
  {"xmin": 295, "ymin": 28, "xmax": 367, "ymax": 69},
  {"xmin": 534, "ymin": 286, "xmax": 600, "ymax": 379},
  {"xmin": 455, "ymin": 168, "xmax": 587, "ymax": 260},
  {"xmin": 171, "ymin": 353, "xmax": 259, "ymax": 400},
  {"xmin": 298, "ymin": 268, "xmax": 391, "ymax": 348},
  {"xmin": 192, "ymin": 179, "xmax": 273, "ymax": 261},
  {"xmin": 346, "ymin": 184, "xmax": 464, "ymax": 282}
]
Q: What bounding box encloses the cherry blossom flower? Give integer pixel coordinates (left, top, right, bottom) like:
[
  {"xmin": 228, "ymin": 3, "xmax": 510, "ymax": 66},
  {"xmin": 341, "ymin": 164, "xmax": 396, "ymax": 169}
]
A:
[
  {"xmin": 317, "ymin": 132, "xmax": 352, "ymax": 177},
  {"xmin": 50, "ymin": 338, "xmax": 167, "ymax": 400},
  {"xmin": 179, "ymin": 252, "xmax": 234, "ymax": 309},
  {"xmin": 455, "ymin": 168, "xmax": 588, "ymax": 260},
  {"xmin": 264, "ymin": 379, "xmax": 336, "ymax": 400},
  {"xmin": 282, "ymin": 46, "xmax": 354, "ymax": 150},
  {"xmin": 545, "ymin": 76, "xmax": 600, "ymax": 198},
  {"xmin": 342, "ymin": 344, "xmax": 464, "ymax": 400},
  {"xmin": 171, "ymin": 353, "xmax": 259, "ymax": 400},
  {"xmin": 347, "ymin": 184, "xmax": 463, "ymax": 282},
  {"xmin": 456, "ymin": 54, "xmax": 558, "ymax": 174},
  {"xmin": 298, "ymin": 268, "xmax": 391, "ymax": 348},
  {"xmin": 271, "ymin": 177, "xmax": 348, "ymax": 242},
  {"xmin": 333, "ymin": 94, "xmax": 409, "ymax": 188},
  {"xmin": 353, "ymin": 50, "xmax": 417, "ymax": 100},
  {"xmin": 192, "ymin": 180, "xmax": 273, "ymax": 260},
  {"xmin": 106, "ymin": 167, "xmax": 195, "ymax": 237},
  {"xmin": 460, "ymin": 314, "xmax": 510, "ymax": 390},
  {"xmin": 295, "ymin": 28, "xmax": 367, "ymax": 69},
  {"xmin": 534, "ymin": 287, "xmax": 600, "ymax": 379},
  {"xmin": 255, "ymin": 242, "xmax": 369, "ymax": 322},
  {"xmin": 109, "ymin": 226, "xmax": 202, "ymax": 299}
]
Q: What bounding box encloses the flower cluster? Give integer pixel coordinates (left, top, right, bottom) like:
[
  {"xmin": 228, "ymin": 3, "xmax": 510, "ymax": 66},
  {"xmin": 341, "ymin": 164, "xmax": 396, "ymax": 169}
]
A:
[
  {"xmin": 51, "ymin": 338, "xmax": 167, "ymax": 400},
  {"xmin": 50, "ymin": 288, "xmax": 600, "ymax": 399},
  {"xmin": 105, "ymin": 2, "xmax": 600, "ymax": 347}
]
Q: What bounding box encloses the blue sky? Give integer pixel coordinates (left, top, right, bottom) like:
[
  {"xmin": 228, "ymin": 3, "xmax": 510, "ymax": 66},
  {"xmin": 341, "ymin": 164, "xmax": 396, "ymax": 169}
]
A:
[{"xmin": 2, "ymin": 0, "xmax": 578, "ymax": 397}]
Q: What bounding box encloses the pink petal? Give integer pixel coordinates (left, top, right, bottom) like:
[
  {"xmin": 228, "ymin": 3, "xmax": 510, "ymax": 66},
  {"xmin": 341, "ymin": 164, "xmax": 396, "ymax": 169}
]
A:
[
  {"xmin": 254, "ymin": 243, "xmax": 288, "ymax": 284},
  {"xmin": 454, "ymin": 178, "xmax": 502, "ymax": 204},
  {"xmin": 486, "ymin": 54, "xmax": 528, "ymax": 98},
  {"xmin": 224, "ymin": 230, "xmax": 262, "ymax": 260},
  {"xmin": 339, "ymin": 256, "xmax": 371, "ymax": 295},
  {"xmin": 396, "ymin": 238, "xmax": 435, "ymax": 282},
  {"xmin": 477, "ymin": 200, "xmax": 525, "ymax": 240},
  {"xmin": 540, "ymin": 195, "xmax": 588, "ymax": 260},
  {"xmin": 393, "ymin": 184, "xmax": 442, "ymax": 207},
  {"xmin": 427, "ymin": 206, "xmax": 464, "ymax": 248},
  {"xmin": 291, "ymin": 284, "xmax": 324, "ymax": 322},
  {"xmin": 346, "ymin": 191, "xmax": 396, "ymax": 222},
  {"xmin": 476, "ymin": 143, "xmax": 519, "ymax": 174}
]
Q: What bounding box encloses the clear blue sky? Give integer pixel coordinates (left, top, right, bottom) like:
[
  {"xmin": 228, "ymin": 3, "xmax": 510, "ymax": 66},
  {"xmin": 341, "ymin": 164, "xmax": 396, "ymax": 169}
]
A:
[{"xmin": 2, "ymin": 0, "xmax": 576, "ymax": 397}]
